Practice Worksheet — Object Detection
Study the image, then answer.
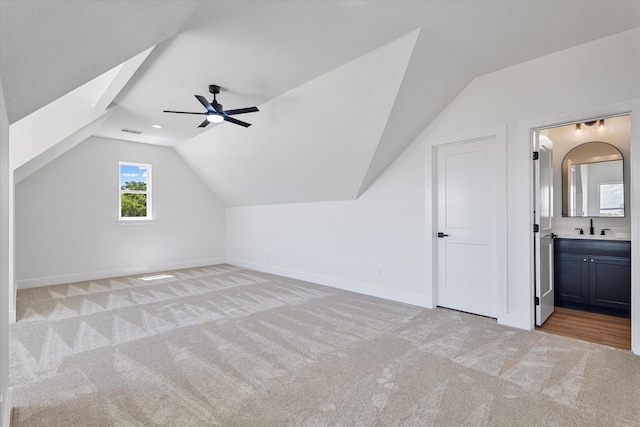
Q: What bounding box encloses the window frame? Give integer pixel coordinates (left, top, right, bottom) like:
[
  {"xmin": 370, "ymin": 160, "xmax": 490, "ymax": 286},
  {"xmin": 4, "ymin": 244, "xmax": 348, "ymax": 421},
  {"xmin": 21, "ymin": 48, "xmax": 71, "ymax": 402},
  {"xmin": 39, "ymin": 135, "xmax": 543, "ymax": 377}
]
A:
[
  {"xmin": 118, "ymin": 161, "xmax": 152, "ymax": 221},
  {"xmin": 597, "ymin": 181, "xmax": 624, "ymax": 216}
]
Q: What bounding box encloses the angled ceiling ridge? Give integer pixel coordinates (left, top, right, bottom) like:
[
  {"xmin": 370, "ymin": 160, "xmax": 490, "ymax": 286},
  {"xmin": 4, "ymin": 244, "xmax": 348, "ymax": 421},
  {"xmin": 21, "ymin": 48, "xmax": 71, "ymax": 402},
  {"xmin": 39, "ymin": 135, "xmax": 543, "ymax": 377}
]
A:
[
  {"xmin": 347, "ymin": 28, "xmax": 427, "ymax": 197},
  {"xmin": 9, "ymin": 48, "xmax": 155, "ymax": 174},
  {"xmin": 93, "ymin": 47, "xmax": 156, "ymax": 110},
  {"xmin": 357, "ymin": 27, "xmax": 476, "ymax": 196},
  {"xmin": 14, "ymin": 109, "xmax": 116, "ymax": 184}
]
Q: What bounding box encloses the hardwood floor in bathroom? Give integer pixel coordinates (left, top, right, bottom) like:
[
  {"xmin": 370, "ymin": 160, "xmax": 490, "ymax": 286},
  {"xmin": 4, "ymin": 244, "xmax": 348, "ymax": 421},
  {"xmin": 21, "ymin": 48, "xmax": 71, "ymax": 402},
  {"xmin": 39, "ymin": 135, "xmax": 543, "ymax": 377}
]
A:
[{"xmin": 537, "ymin": 307, "xmax": 631, "ymax": 350}]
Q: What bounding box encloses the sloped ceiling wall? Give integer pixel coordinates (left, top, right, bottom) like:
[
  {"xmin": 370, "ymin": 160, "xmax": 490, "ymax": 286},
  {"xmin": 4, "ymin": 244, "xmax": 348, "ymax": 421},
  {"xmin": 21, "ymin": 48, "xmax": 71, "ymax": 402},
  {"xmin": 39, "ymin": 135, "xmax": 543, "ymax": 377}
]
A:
[
  {"xmin": 3, "ymin": 1, "xmax": 639, "ymax": 208},
  {"xmin": 0, "ymin": 0, "xmax": 202, "ymax": 123},
  {"xmin": 175, "ymin": 29, "xmax": 473, "ymax": 206}
]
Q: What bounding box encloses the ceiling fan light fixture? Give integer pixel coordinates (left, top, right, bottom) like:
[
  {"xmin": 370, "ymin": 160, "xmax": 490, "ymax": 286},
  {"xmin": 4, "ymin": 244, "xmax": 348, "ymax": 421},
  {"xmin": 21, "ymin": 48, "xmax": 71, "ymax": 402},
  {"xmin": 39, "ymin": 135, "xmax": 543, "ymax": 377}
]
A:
[
  {"xmin": 207, "ymin": 114, "xmax": 224, "ymax": 123},
  {"xmin": 164, "ymin": 85, "xmax": 258, "ymax": 128}
]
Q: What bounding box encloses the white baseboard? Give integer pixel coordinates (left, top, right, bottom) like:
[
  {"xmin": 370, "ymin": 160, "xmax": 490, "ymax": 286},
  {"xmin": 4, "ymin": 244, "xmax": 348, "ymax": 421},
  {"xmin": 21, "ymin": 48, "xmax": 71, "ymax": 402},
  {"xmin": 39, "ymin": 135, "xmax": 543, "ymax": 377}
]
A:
[
  {"xmin": 497, "ymin": 312, "xmax": 531, "ymax": 331},
  {"xmin": 17, "ymin": 258, "xmax": 227, "ymax": 289},
  {"xmin": 226, "ymin": 258, "xmax": 430, "ymax": 308},
  {"xmin": 1, "ymin": 387, "xmax": 13, "ymax": 427}
]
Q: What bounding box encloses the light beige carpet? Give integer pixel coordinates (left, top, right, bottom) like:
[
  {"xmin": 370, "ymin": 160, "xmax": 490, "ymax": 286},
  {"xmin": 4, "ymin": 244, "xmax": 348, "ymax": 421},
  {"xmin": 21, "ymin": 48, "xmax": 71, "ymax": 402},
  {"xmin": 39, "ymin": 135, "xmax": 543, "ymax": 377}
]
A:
[{"xmin": 9, "ymin": 264, "xmax": 640, "ymax": 426}]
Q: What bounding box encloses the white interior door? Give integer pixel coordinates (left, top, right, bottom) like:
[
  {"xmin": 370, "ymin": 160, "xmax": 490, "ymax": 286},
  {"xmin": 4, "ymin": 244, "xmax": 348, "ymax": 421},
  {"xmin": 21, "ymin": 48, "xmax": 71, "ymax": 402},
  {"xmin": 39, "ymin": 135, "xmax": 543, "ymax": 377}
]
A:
[
  {"xmin": 436, "ymin": 138, "xmax": 497, "ymax": 318},
  {"xmin": 534, "ymin": 132, "xmax": 555, "ymax": 326}
]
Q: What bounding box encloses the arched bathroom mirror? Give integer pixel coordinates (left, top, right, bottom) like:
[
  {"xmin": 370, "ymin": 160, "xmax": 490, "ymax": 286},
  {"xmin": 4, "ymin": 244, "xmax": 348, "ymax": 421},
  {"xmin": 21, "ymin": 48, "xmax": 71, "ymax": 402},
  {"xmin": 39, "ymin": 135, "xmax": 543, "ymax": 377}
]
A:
[{"xmin": 562, "ymin": 141, "xmax": 624, "ymax": 217}]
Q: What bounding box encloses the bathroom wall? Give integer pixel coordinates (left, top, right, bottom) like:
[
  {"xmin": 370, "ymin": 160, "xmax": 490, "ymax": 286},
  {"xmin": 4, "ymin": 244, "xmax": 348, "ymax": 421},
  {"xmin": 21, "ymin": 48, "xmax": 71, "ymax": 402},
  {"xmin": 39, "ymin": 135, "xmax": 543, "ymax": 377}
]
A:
[{"xmin": 547, "ymin": 115, "xmax": 631, "ymax": 237}]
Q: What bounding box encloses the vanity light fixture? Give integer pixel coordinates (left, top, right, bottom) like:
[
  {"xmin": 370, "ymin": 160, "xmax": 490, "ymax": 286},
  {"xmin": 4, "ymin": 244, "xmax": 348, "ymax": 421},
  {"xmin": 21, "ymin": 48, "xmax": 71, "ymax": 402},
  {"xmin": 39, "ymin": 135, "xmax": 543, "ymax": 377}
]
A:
[{"xmin": 575, "ymin": 119, "xmax": 605, "ymax": 135}]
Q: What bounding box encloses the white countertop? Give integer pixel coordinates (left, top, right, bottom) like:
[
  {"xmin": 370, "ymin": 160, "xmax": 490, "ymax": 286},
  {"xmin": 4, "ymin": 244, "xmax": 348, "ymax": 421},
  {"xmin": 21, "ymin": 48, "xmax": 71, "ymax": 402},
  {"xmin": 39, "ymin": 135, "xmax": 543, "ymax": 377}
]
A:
[
  {"xmin": 554, "ymin": 233, "xmax": 630, "ymax": 241},
  {"xmin": 551, "ymin": 226, "xmax": 630, "ymax": 241}
]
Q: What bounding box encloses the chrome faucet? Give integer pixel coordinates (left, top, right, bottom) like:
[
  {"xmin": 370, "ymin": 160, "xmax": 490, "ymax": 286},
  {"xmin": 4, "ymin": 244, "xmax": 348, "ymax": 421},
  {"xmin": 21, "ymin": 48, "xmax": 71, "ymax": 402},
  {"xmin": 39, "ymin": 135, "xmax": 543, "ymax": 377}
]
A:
[{"xmin": 589, "ymin": 219, "xmax": 595, "ymax": 235}]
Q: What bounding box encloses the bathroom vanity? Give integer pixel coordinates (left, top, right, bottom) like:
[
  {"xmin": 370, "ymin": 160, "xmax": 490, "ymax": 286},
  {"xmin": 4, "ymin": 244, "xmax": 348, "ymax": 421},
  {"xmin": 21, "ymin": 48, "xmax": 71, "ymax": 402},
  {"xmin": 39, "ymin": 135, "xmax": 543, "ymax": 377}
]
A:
[
  {"xmin": 554, "ymin": 238, "xmax": 631, "ymax": 317},
  {"xmin": 552, "ymin": 137, "xmax": 631, "ymax": 317}
]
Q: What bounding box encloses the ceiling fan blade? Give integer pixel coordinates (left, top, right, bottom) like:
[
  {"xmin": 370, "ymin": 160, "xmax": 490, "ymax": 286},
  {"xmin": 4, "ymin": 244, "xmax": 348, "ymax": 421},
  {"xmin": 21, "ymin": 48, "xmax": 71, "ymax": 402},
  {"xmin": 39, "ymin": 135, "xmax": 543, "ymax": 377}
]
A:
[
  {"xmin": 163, "ymin": 110, "xmax": 207, "ymax": 115},
  {"xmin": 195, "ymin": 95, "xmax": 217, "ymax": 113},
  {"xmin": 198, "ymin": 119, "xmax": 210, "ymax": 128},
  {"xmin": 224, "ymin": 116, "xmax": 251, "ymax": 127},
  {"xmin": 224, "ymin": 106, "xmax": 259, "ymax": 116}
]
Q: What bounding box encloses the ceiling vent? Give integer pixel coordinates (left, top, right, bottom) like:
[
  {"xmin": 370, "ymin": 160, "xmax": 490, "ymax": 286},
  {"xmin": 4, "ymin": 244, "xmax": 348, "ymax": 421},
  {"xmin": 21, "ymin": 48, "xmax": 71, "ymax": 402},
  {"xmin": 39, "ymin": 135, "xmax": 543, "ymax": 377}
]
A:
[{"xmin": 121, "ymin": 128, "xmax": 143, "ymax": 135}]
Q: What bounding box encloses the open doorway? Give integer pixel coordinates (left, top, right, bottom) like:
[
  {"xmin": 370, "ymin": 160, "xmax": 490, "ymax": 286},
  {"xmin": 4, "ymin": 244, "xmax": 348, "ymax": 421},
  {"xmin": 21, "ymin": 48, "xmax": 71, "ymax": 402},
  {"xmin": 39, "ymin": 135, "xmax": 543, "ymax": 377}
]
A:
[{"xmin": 533, "ymin": 114, "xmax": 632, "ymax": 350}]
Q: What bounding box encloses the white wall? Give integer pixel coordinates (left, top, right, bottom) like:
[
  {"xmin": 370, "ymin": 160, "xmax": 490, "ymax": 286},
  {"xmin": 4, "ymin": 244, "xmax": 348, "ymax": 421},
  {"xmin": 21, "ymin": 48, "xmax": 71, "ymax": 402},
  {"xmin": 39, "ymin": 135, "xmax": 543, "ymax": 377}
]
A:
[
  {"xmin": 0, "ymin": 79, "xmax": 12, "ymax": 426},
  {"xmin": 226, "ymin": 28, "xmax": 640, "ymax": 354},
  {"xmin": 421, "ymin": 27, "xmax": 640, "ymax": 336},
  {"xmin": 15, "ymin": 136, "xmax": 226, "ymax": 288},
  {"xmin": 227, "ymin": 137, "xmax": 427, "ymax": 306}
]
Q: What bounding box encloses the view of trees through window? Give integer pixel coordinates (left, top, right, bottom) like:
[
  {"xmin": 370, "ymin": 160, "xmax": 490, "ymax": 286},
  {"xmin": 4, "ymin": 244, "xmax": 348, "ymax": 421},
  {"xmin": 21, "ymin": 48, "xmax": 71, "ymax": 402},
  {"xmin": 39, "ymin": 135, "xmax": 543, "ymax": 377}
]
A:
[
  {"xmin": 121, "ymin": 181, "xmax": 147, "ymax": 217},
  {"xmin": 119, "ymin": 162, "xmax": 151, "ymax": 219}
]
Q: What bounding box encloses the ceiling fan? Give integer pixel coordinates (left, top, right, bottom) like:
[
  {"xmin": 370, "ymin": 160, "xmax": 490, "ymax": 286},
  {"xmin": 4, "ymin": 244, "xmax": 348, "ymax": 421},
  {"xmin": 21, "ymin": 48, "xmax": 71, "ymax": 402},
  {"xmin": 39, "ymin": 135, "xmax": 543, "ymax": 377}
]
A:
[{"xmin": 163, "ymin": 85, "xmax": 259, "ymax": 128}]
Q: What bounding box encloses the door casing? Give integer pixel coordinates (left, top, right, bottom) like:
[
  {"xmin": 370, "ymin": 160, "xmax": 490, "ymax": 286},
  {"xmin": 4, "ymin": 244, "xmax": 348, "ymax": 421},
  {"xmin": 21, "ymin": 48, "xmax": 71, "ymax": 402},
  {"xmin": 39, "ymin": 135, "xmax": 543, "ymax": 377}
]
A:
[{"xmin": 519, "ymin": 99, "xmax": 640, "ymax": 355}]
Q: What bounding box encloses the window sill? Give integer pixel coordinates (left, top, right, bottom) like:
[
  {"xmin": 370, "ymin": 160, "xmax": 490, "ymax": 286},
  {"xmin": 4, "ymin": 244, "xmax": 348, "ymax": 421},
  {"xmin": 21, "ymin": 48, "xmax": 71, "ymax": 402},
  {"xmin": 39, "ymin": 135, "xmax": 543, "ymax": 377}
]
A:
[{"xmin": 117, "ymin": 218, "xmax": 154, "ymax": 226}]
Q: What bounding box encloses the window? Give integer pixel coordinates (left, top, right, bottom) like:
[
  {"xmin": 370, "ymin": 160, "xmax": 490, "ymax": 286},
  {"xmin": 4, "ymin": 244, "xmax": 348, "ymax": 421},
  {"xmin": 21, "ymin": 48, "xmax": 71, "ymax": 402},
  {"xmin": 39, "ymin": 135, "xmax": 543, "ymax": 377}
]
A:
[
  {"xmin": 119, "ymin": 162, "xmax": 151, "ymax": 220},
  {"xmin": 598, "ymin": 182, "xmax": 623, "ymax": 216}
]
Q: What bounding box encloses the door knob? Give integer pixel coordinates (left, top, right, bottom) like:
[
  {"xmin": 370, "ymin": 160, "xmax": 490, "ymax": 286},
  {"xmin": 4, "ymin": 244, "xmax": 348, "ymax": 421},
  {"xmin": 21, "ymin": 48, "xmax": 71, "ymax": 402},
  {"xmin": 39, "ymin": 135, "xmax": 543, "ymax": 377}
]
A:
[{"xmin": 437, "ymin": 232, "xmax": 449, "ymax": 238}]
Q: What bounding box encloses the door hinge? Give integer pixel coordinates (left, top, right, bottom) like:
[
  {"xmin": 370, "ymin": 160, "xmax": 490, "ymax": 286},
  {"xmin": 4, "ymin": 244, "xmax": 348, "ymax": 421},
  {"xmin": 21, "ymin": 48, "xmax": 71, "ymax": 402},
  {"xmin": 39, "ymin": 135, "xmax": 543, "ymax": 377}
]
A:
[
  {"xmin": 534, "ymin": 296, "xmax": 540, "ymax": 306},
  {"xmin": 533, "ymin": 224, "xmax": 539, "ymax": 233},
  {"xmin": 533, "ymin": 151, "xmax": 539, "ymax": 160}
]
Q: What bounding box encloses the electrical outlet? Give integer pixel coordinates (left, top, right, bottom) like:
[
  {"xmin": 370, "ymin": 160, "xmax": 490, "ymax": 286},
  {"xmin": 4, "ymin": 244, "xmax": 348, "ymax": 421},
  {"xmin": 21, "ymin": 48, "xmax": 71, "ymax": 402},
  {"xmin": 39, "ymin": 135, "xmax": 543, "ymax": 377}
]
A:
[{"xmin": 376, "ymin": 268, "xmax": 383, "ymax": 278}]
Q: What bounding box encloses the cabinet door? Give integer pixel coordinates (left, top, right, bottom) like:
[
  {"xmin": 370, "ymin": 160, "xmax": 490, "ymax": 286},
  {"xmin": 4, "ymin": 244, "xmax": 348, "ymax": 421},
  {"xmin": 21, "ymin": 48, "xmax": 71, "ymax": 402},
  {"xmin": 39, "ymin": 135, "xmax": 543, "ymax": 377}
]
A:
[
  {"xmin": 554, "ymin": 253, "xmax": 589, "ymax": 305},
  {"xmin": 588, "ymin": 256, "xmax": 631, "ymax": 315}
]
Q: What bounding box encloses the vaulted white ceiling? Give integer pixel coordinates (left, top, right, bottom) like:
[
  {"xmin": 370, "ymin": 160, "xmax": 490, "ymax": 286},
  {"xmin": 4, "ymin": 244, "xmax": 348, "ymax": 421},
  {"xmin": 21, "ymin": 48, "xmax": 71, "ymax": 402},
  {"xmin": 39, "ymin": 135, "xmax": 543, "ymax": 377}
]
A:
[
  {"xmin": 0, "ymin": 0, "xmax": 201, "ymax": 123},
  {"xmin": 2, "ymin": 1, "xmax": 639, "ymax": 206}
]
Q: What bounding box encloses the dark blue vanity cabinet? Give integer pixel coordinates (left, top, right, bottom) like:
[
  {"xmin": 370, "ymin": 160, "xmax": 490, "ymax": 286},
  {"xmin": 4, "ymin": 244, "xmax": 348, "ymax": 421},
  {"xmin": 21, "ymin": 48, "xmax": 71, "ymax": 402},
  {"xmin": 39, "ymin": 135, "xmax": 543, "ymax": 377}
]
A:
[{"xmin": 554, "ymin": 238, "xmax": 631, "ymax": 317}]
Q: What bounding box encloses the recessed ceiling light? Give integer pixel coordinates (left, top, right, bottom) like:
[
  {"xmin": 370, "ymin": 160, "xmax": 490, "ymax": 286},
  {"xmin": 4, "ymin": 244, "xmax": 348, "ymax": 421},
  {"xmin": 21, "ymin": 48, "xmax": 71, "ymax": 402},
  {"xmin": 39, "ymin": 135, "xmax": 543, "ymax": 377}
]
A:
[{"xmin": 151, "ymin": 124, "xmax": 162, "ymax": 129}]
